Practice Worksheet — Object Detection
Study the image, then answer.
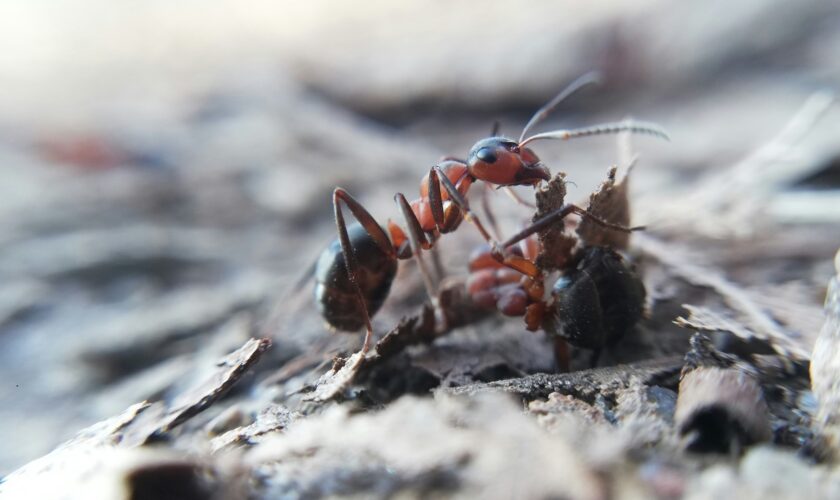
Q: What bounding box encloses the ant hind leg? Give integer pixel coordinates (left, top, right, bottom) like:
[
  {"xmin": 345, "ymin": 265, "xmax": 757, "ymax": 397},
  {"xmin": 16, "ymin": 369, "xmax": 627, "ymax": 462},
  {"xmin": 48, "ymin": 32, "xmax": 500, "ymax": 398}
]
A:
[{"xmin": 332, "ymin": 188, "xmax": 396, "ymax": 353}]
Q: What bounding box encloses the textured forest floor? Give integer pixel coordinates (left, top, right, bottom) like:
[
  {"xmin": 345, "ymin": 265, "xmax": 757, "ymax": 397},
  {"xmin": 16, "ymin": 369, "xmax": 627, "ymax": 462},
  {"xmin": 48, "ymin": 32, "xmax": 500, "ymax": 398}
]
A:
[{"xmin": 1, "ymin": 1, "xmax": 840, "ymax": 498}]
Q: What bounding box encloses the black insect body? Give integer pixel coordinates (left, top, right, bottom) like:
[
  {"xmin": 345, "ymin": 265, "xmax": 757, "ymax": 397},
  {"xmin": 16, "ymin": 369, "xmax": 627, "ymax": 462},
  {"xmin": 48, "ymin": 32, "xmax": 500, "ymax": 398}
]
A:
[
  {"xmin": 315, "ymin": 223, "xmax": 398, "ymax": 332},
  {"xmin": 542, "ymin": 246, "xmax": 646, "ymax": 351}
]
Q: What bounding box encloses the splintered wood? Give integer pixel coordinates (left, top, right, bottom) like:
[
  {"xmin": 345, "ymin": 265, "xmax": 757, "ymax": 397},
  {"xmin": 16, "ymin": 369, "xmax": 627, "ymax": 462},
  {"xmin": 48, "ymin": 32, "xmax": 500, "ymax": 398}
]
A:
[
  {"xmin": 811, "ymin": 250, "xmax": 840, "ymax": 460},
  {"xmin": 533, "ymin": 173, "xmax": 577, "ymax": 272}
]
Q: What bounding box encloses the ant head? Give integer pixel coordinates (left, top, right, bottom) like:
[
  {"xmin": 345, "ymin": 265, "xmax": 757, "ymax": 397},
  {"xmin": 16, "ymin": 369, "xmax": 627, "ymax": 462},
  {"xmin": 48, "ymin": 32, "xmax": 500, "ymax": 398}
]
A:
[{"xmin": 466, "ymin": 137, "xmax": 550, "ymax": 187}]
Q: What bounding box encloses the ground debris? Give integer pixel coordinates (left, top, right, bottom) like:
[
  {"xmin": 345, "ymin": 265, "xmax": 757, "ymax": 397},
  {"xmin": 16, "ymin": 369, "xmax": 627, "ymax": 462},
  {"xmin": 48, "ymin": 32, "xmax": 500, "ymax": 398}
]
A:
[
  {"xmin": 636, "ymin": 91, "xmax": 835, "ymax": 237},
  {"xmin": 121, "ymin": 337, "xmax": 272, "ymax": 445},
  {"xmin": 302, "ymin": 283, "xmax": 490, "ymax": 403},
  {"xmin": 443, "ymin": 356, "xmax": 683, "ymax": 401},
  {"xmin": 636, "ymin": 233, "xmax": 812, "ymax": 360},
  {"xmin": 373, "ymin": 304, "xmax": 437, "ymax": 359},
  {"xmin": 246, "ymin": 395, "xmax": 609, "ymax": 500},
  {"xmin": 0, "ymin": 447, "xmax": 229, "ymax": 500},
  {"xmin": 533, "ymin": 173, "xmax": 578, "ymax": 271},
  {"xmin": 210, "ymin": 404, "xmax": 298, "ymax": 453},
  {"xmin": 577, "ymin": 165, "xmax": 632, "ymax": 250},
  {"xmin": 302, "ymin": 350, "xmax": 367, "ymax": 403}
]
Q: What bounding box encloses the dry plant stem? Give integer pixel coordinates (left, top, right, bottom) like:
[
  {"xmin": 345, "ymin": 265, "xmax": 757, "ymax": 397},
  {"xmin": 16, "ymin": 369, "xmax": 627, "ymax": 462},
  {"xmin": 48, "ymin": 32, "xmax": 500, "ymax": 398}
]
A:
[
  {"xmin": 810, "ymin": 249, "xmax": 840, "ymax": 460},
  {"xmin": 504, "ymin": 186, "xmax": 536, "ymax": 208},
  {"xmin": 721, "ymin": 91, "xmax": 834, "ymax": 190},
  {"xmin": 645, "ymin": 91, "xmax": 834, "ymax": 236},
  {"xmin": 634, "ymin": 233, "xmax": 807, "ymax": 360}
]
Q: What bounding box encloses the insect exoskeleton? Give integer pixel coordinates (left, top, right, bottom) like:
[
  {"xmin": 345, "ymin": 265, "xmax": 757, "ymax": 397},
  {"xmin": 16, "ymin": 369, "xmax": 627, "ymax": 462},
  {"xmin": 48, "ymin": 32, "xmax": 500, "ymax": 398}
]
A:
[
  {"xmin": 314, "ymin": 222, "xmax": 398, "ymax": 331},
  {"xmin": 541, "ymin": 246, "xmax": 645, "ymax": 350}
]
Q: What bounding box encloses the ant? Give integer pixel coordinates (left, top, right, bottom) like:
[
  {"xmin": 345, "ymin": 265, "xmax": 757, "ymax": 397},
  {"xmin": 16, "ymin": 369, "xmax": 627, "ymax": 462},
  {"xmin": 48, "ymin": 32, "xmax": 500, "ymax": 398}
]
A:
[
  {"xmin": 465, "ymin": 168, "xmax": 648, "ymax": 369},
  {"xmin": 314, "ymin": 73, "xmax": 667, "ymax": 359}
]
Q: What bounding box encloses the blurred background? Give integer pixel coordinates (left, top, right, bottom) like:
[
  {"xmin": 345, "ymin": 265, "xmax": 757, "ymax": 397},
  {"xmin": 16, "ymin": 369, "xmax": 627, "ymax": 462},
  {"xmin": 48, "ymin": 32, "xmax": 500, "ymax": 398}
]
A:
[{"xmin": 1, "ymin": 0, "xmax": 839, "ymax": 474}]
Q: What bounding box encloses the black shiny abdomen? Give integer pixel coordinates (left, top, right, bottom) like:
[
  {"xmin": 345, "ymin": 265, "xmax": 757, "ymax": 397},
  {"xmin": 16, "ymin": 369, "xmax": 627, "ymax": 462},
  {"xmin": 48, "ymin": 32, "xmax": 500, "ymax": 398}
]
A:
[
  {"xmin": 314, "ymin": 223, "xmax": 398, "ymax": 331},
  {"xmin": 543, "ymin": 246, "xmax": 645, "ymax": 349}
]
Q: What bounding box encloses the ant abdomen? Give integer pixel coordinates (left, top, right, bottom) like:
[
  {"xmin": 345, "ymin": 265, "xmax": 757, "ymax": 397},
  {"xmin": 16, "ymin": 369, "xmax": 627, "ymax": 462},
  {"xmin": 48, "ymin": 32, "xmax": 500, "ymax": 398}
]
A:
[
  {"xmin": 543, "ymin": 246, "xmax": 645, "ymax": 350},
  {"xmin": 314, "ymin": 223, "xmax": 398, "ymax": 331}
]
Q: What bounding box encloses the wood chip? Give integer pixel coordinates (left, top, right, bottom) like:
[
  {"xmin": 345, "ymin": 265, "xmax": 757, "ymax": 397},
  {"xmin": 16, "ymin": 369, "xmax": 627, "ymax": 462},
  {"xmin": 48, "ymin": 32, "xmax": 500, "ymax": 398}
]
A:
[
  {"xmin": 122, "ymin": 338, "xmax": 272, "ymax": 445},
  {"xmin": 211, "ymin": 405, "xmax": 297, "ymax": 452},
  {"xmin": 303, "ymin": 350, "xmax": 367, "ymax": 402},
  {"xmin": 635, "ymin": 233, "xmax": 809, "ymax": 360}
]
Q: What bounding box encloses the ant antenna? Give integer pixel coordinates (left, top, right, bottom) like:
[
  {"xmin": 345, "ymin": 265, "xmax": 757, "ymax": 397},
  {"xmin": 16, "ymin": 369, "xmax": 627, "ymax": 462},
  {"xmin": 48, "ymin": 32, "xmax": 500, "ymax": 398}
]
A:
[
  {"xmin": 490, "ymin": 120, "xmax": 501, "ymax": 137},
  {"xmin": 518, "ymin": 120, "xmax": 669, "ymax": 148},
  {"xmin": 518, "ymin": 71, "xmax": 602, "ymax": 144}
]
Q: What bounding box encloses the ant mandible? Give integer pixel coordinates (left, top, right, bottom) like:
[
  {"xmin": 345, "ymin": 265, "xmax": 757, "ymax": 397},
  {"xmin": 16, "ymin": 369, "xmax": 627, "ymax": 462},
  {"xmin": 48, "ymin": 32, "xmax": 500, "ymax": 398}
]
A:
[{"xmin": 314, "ymin": 73, "xmax": 668, "ymax": 354}]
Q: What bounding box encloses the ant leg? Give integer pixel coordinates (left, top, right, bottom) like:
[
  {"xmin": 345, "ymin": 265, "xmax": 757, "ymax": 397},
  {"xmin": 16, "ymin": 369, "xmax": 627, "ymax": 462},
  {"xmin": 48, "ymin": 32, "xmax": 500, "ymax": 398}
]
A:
[
  {"xmin": 490, "ymin": 120, "xmax": 501, "ymax": 137},
  {"xmin": 333, "ymin": 188, "xmax": 396, "ymax": 353},
  {"xmin": 428, "ymin": 166, "xmax": 494, "ymax": 241},
  {"xmin": 553, "ymin": 337, "xmax": 571, "ymax": 373},
  {"xmin": 499, "ymin": 203, "xmax": 642, "ymax": 250},
  {"xmin": 428, "ymin": 166, "xmax": 540, "ymax": 278},
  {"xmin": 503, "ymin": 187, "xmax": 536, "ymax": 209},
  {"xmin": 518, "ymin": 71, "xmax": 602, "ymax": 143},
  {"xmin": 480, "ymin": 183, "xmax": 503, "ymax": 241},
  {"xmin": 589, "ymin": 348, "xmax": 603, "ymax": 369},
  {"xmin": 429, "ymin": 242, "xmax": 446, "ymax": 284},
  {"xmin": 394, "ymin": 193, "xmax": 439, "ymax": 303}
]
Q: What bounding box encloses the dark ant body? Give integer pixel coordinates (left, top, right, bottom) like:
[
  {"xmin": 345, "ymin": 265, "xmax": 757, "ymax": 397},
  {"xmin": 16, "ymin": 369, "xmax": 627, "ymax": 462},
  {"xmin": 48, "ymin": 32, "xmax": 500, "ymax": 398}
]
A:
[
  {"xmin": 314, "ymin": 73, "xmax": 666, "ymax": 356},
  {"xmin": 467, "ymin": 237, "xmax": 646, "ymax": 367}
]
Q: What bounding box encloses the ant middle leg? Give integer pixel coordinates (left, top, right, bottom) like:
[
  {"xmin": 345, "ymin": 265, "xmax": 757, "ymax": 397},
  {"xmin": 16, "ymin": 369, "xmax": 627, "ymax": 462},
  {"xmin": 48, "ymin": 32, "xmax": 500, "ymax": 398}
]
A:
[
  {"xmin": 394, "ymin": 193, "xmax": 441, "ymax": 304},
  {"xmin": 427, "ymin": 166, "xmax": 541, "ymax": 278},
  {"xmin": 500, "ymin": 203, "xmax": 642, "ymax": 251},
  {"xmin": 479, "ymin": 182, "xmax": 503, "ymax": 241}
]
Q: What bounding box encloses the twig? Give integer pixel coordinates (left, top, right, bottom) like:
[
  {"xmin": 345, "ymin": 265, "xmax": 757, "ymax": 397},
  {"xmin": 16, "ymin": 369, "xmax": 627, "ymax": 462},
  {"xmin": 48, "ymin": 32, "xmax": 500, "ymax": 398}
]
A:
[{"xmin": 640, "ymin": 91, "xmax": 834, "ymax": 236}]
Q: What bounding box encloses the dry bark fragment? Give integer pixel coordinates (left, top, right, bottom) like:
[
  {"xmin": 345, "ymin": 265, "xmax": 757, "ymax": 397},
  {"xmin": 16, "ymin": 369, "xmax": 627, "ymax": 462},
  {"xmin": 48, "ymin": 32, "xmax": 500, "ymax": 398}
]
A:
[
  {"xmin": 533, "ymin": 173, "xmax": 577, "ymax": 271},
  {"xmin": 121, "ymin": 337, "xmax": 272, "ymax": 445},
  {"xmin": 810, "ymin": 249, "xmax": 840, "ymax": 460},
  {"xmin": 577, "ymin": 165, "xmax": 632, "ymax": 250},
  {"xmin": 303, "ymin": 349, "xmax": 367, "ymax": 402},
  {"xmin": 210, "ymin": 405, "xmax": 297, "ymax": 452},
  {"xmin": 374, "ymin": 304, "xmax": 437, "ymax": 359}
]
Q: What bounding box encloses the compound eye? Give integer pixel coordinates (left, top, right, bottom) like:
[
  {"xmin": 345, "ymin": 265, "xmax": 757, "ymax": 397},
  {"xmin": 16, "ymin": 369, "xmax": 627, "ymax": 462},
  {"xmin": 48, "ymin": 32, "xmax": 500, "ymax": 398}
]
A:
[{"xmin": 475, "ymin": 147, "xmax": 497, "ymax": 164}]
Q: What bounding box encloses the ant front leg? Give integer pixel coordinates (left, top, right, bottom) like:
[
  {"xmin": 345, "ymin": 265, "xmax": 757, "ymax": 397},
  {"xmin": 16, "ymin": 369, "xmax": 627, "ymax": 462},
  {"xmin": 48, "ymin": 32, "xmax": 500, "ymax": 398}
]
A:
[
  {"xmin": 479, "ymin": 182, "xmax": 503, "ymax": 241},
  {"xmin": 499, "ymin": 203, "xmax": 642, "ymax": 251},
  {"xmin": 332, "ymin": 188, "xmax": 397, "ymax": 353}
]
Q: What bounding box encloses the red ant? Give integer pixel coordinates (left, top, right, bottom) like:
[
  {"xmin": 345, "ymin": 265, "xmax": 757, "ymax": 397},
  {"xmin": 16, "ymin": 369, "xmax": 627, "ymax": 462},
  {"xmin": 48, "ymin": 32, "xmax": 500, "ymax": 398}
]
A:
[{"xmin": 314, "ymin": 73, "xmax": 667, "ymax": 357}]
